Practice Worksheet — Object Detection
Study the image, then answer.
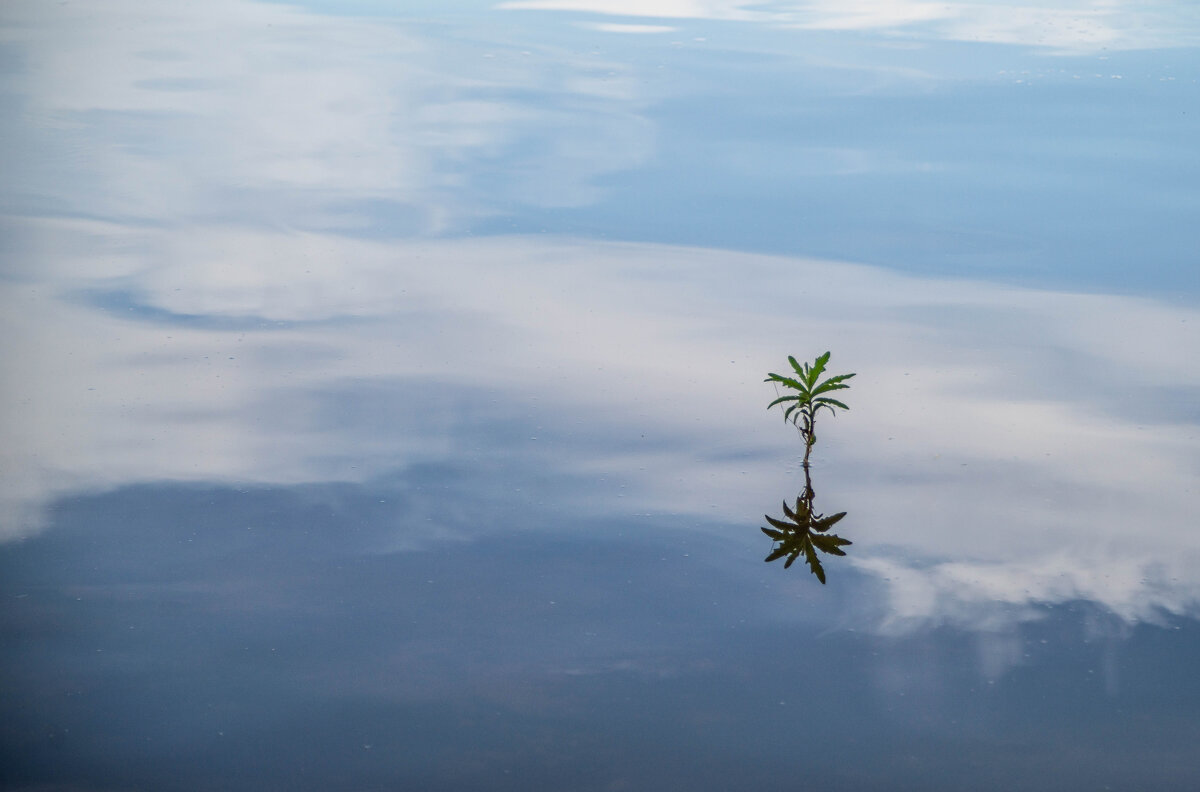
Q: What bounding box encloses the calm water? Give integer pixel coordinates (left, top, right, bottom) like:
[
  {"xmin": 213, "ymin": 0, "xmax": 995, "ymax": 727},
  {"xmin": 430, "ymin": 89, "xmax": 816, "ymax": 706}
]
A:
[{"xmin": 2, "ymin": 1, "xmax": 1200, "ymax": 789}]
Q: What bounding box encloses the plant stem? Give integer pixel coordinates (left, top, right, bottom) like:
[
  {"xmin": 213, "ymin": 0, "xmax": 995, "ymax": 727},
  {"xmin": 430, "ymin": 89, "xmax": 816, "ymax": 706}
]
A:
[
  {"xmin": 802, "ymin": 409, "xmax": 816, "ymax": 470},
  {"xmin": 800, "ymin": 454, "xmax": 815, "ymax": 502}
]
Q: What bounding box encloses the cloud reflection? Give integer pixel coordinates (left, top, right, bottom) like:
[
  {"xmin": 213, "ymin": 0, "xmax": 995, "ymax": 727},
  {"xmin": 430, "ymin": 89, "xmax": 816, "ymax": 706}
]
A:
[
  {"xmin": 499, "ymin": 0, "xmax": 1198, "ymax": 53},
  {"xmin": 3, "ymin": 217, "xmax": 1198, "ymax": 634},
  {"xmin": 3, "ymin": 0, "xmax": 1199, "ymax": 637},
  {"xmin": 1, "ymin": 0, "xmax": 652, "ymax": 229}
]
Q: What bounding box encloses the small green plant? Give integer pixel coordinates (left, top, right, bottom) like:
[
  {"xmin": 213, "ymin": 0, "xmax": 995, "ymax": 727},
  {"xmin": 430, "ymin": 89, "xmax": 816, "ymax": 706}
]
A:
[{"xmin": 764, "ymin": 351, "xmax": 855, "ymax": 468}]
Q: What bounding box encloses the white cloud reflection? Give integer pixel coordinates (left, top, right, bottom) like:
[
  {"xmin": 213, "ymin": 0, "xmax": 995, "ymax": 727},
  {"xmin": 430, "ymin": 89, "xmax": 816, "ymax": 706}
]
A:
[
  {"xmin": 1, "ymin": 0, "xmax": 652, "ymax": 229},
  {"xmin": 2, "ymin": 217, "xmax": 1198, "ymax": 635},
  {"xmin": 3, "ymin": 0, "xmax": 1199, "ymax": 637},
  {"xmin": 499, "ymin": 0, "xmax": 756, "ymax": 19},
  {"xmin": 499, "ymin": 0, "xmax": 1198, "ymax": 53},
  {"xmin": 579, "ymin": 22, "xmax": 679, "ymax": 33}
]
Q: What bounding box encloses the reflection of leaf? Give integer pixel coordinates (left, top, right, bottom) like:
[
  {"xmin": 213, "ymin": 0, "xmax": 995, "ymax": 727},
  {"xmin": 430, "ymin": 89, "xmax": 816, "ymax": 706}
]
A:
[
  {"xmin": 812, "ymin": 511, "xmax": 846, "ymax": 532},
  {"xmin": 764, "ymin": 514, "xmax": 795, "ymax": 532},
  {"xmin": 765, "ymin": 545, "xmax": 792, "ymax": 564},
  {"xmin": 759, "ymin": 472, "xmax": 851, "ymax": 583},
  {"xmin": 810, "ymin": 533, "xmax": 851, "ymax": 555},
  {"xmin": 782, "ymin": 497, "xmax": 810, "ymax": 523},
  {"xmin": 803, "ymin": 541, "xmax": 825, "ymax": 583}
]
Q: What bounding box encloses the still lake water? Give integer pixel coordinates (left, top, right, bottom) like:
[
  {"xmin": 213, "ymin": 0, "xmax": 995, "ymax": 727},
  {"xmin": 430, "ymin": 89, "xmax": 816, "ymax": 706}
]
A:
[{"xmin": 2, "ymin": 1, "xmax": 1200, "ymax": 789}]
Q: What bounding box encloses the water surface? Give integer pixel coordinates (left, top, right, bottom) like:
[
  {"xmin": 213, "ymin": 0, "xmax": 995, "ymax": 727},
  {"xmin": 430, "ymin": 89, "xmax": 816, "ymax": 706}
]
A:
[{"xmin": 2, "ymin": 1, "xmax": 1199, "ymax": 789}]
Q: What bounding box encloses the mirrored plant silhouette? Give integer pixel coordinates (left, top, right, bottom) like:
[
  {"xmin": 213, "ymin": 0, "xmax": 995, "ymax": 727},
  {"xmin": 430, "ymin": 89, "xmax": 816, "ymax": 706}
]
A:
[{"xmin": 761, "ymin": 468, "xmax": 851, "ymax": 583}]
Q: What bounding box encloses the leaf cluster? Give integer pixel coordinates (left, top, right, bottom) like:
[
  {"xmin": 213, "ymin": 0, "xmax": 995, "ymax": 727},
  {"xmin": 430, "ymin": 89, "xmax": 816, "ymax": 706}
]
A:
[
  {"xmin": 761, "ymin": 496, "xmax": 851, "ymax": 584},
  {"xmin": 764, "ymin": 352, "xmax": 855, "ymax": 445}
]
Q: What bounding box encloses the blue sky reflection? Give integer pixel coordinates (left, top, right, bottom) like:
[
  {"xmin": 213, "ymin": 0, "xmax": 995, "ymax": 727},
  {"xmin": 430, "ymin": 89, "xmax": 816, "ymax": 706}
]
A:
[
  {"xmin": 3, "ymin": 1, "xmax": 1200, "ymax": 787},
  {"xmin": 5, "ymin": 0, "xmax": 1199, "ymax": 292},
  {"xmin": 3, "ymin": 223, "xmax": 1198, "ymax": 633}
]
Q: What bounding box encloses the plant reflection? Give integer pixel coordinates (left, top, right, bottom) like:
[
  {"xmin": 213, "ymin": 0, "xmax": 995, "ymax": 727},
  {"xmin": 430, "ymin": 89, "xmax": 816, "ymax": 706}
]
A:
[{"xmin": 761, "ymin": 467, "xmax": 850, "ymax": 583}]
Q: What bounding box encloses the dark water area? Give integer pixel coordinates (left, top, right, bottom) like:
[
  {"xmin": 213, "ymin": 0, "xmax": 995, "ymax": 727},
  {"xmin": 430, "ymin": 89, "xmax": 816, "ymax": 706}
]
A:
[
  {"xmin": 2, "ymin": 1, "xmax": 1199, "ymax": 789},
  {"xmin": 5, "ymin": 482, "xmax": 1200, "ymax": 790}
]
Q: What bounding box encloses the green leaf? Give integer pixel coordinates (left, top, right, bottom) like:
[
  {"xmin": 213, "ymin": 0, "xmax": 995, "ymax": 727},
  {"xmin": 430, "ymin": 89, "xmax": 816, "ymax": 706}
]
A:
[
  {"xmin": 811, "ymin": 384, "xmax": 851, "ymax": 398},
  {"xmin": 811, "ymin": 382, "xmax": 852, "ymax": 399},
  {"xmin": 765, "ymin": 374, "xmax": 807, "ymax": 392},
  {"xmin": 788, "ymin": 356, "xmax": 805, "ymax": 376},
  {"xmin": 814, "ymin": 397, "xmax": 850, "ymax": 411},
  {"xmin": 761, "ymin": 526, "xmax": 785, "ymax": 540},
  {"xmin": 814, "ymin": 372, "xmax": 855, "ymax": 388},
  {"xmin": 766, "ymin": 395, "xmax": 800, "ymax": 409},
  {"xmin": 807, "ymin": 352, "xmax": 831, "ymax": 386}
]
